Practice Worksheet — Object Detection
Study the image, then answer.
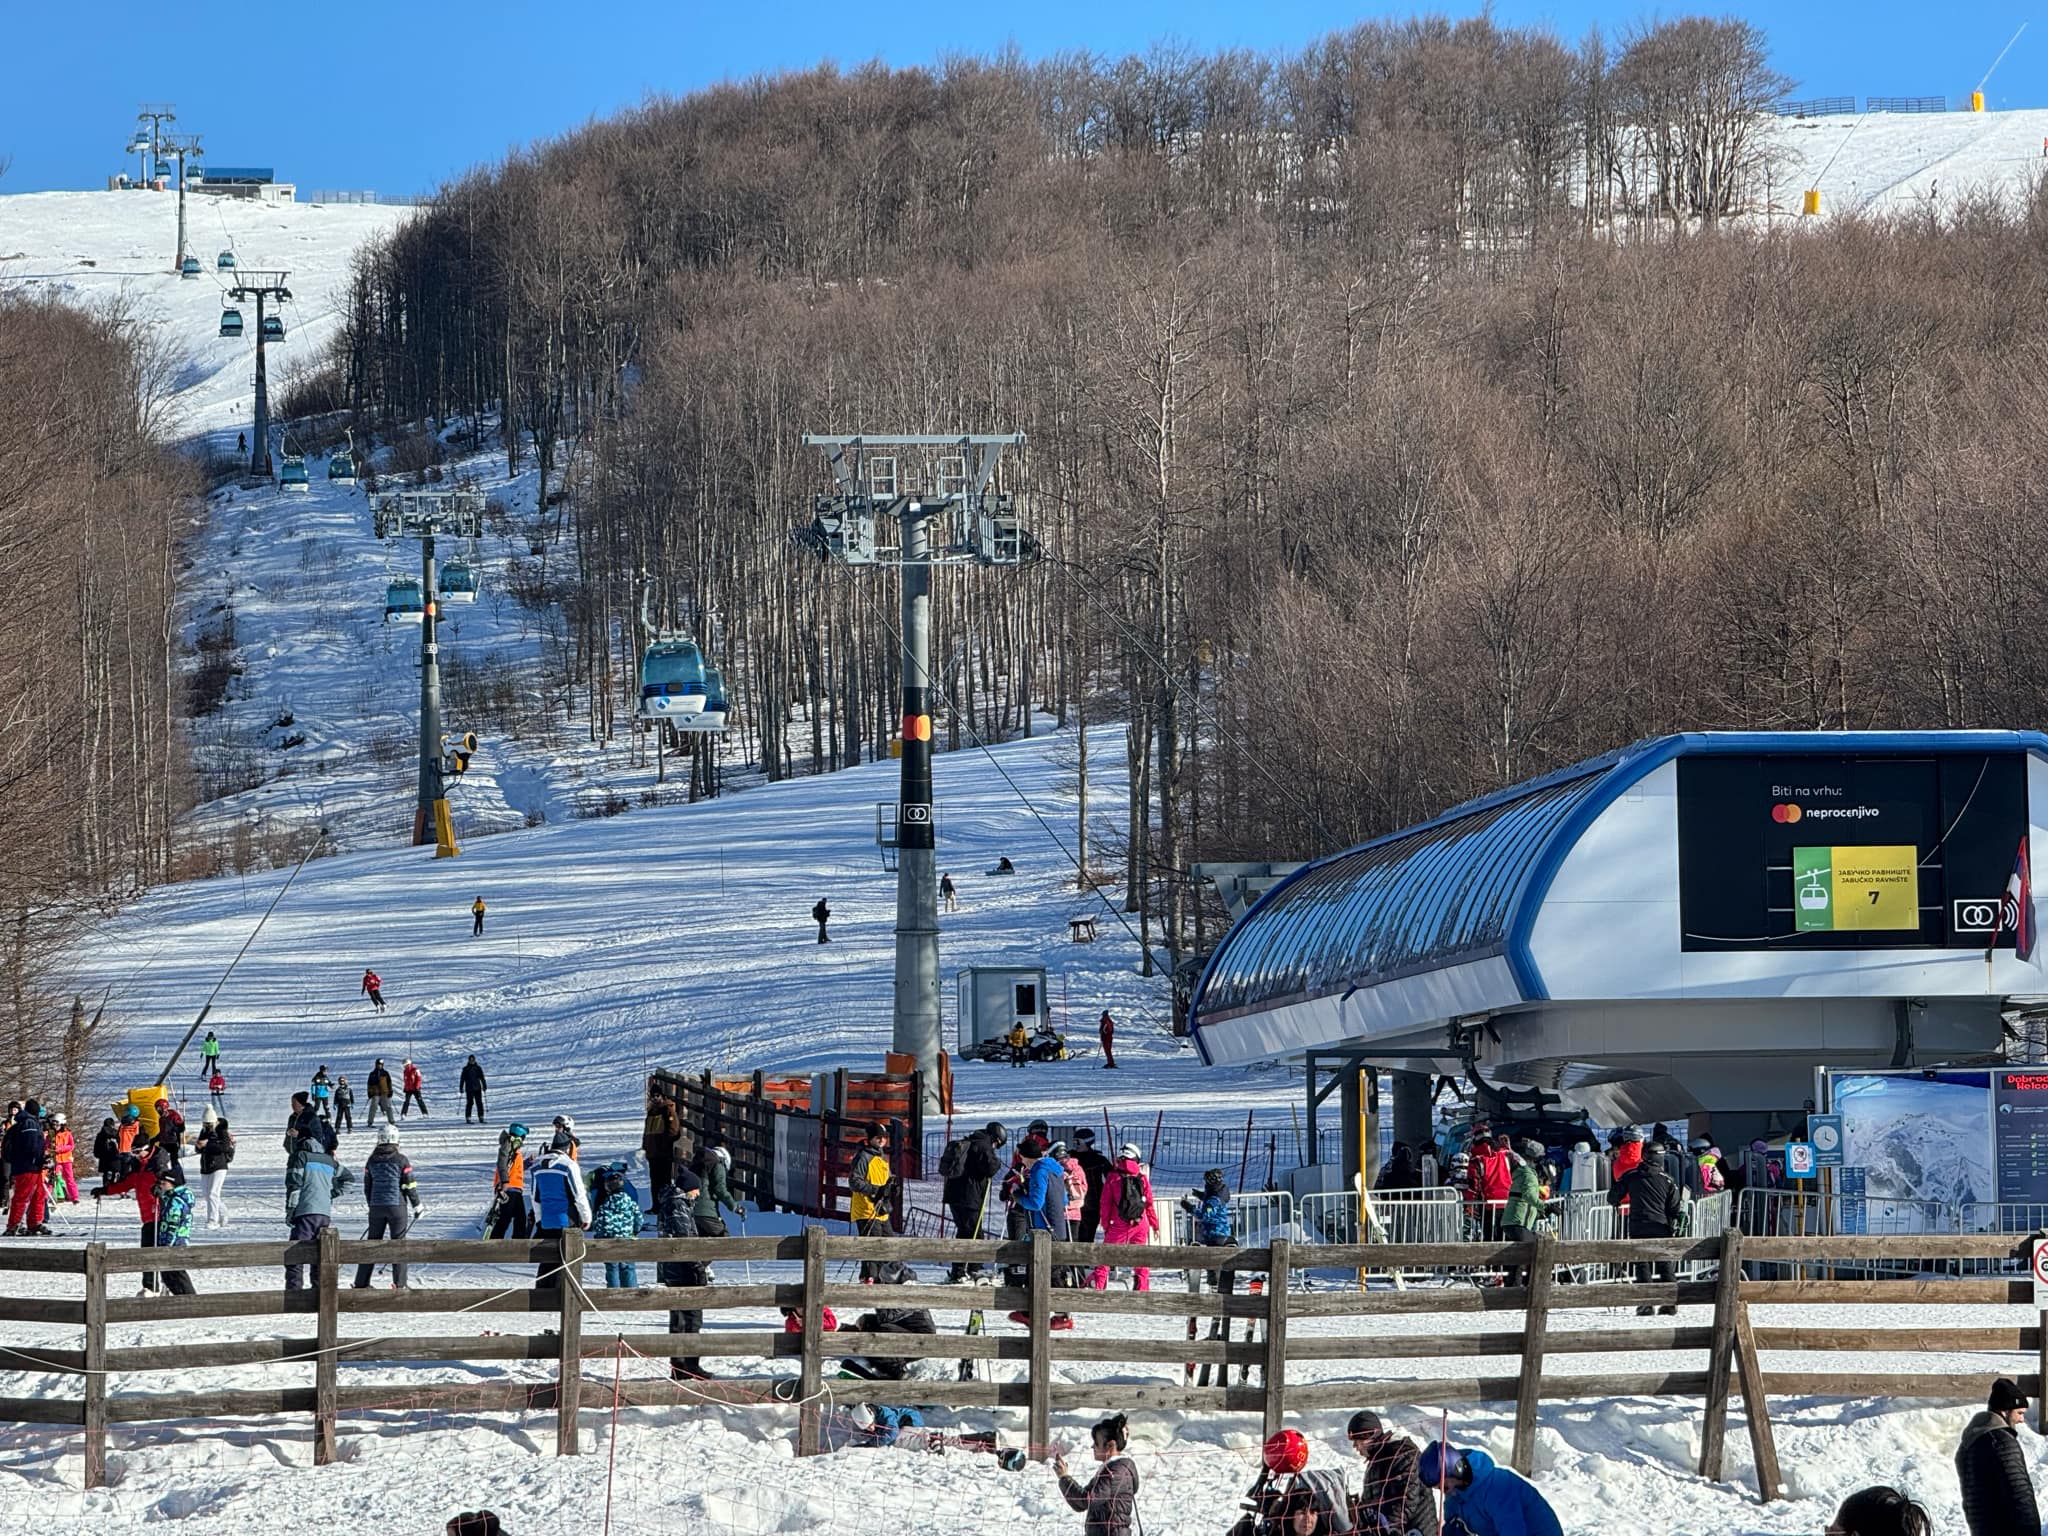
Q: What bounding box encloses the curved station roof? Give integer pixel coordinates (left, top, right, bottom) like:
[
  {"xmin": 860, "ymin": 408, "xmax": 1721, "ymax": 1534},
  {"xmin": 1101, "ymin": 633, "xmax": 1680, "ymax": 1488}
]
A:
[{"xmin": 1189, "ymin": 732, "xmax": 2048, "ymax": 1122}]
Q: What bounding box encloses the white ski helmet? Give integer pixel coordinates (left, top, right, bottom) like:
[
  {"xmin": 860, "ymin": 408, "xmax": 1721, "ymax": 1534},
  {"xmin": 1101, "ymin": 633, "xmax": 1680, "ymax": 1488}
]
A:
[{"xmin": 377, "ymin": 1124, "xmax": 400, "ymax": 1145}]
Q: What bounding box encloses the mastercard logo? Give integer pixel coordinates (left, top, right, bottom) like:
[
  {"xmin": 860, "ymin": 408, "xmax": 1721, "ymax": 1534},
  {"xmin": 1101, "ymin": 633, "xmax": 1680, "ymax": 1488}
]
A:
[{"xmin": 1771, "ymin": 803, "xmax": 1803, "ymax": 823}]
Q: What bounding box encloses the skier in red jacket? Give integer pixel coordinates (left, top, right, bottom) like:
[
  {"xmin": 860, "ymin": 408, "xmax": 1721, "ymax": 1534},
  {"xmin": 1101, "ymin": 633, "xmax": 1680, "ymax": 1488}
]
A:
[
  {"xmin": 361, "ymin": 969, "xmax": 386, "ymax": 1013},
  {"xmin": 401, "ymin": 1060, "xmax": 428, "ymax": 1118}
]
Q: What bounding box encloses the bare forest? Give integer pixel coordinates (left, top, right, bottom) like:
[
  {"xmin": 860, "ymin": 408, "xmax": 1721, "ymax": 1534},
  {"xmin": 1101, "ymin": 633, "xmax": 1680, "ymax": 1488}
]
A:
[
  {"xmin": 324, "ymin": 15, "xmax": 2048, "ymax": 971},
  {"xmin": 0, "ymin": 294, "xmax": 191, "ymax": 1100}
]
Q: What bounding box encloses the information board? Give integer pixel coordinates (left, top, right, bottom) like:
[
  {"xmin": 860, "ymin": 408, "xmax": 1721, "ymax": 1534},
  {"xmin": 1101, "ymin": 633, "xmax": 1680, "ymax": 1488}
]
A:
[{"xmin": 1995, "ymin": 1070, "xmax": 2048, "ymax": 1206}]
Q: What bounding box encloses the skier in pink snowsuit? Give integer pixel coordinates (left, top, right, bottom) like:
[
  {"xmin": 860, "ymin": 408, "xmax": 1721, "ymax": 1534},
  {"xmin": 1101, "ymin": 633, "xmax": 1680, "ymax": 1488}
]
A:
[{"xmin": 1091, "ymin": 1145, "xmax": 1160, "ymax": 1292}]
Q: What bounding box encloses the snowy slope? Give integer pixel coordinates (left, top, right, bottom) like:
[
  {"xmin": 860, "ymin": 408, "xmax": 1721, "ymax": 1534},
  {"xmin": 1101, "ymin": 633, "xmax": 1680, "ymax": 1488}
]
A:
[
  {"xmin": 0, "ymin": 190, "xmax": 411, "ymax": 439},
  {"xmin": 1773, "ymin": 105, "xmax": 2048, "ymax": 216},
  {"xmin": 181, "ymin": 434, "xmax": 592, "ymax": 852}
]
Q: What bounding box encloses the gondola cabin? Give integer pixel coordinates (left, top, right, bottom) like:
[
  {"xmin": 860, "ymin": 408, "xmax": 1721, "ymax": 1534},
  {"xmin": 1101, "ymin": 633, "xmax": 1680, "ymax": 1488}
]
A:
[
  {"xmin": 260, "ymin": 315, "xmax": 285, "ymax": 342},
  {"xmin": 438, "ymin": 562, "xmax": 479, "ymax": 603},
  {"xmin": 696, "ymin": 667, "xmax": 729, "ymax": 733},
  {"xmin": 327, "ymin": 447, "xmax": 356, "ymax": 482},
  {"xmin": 219, "ymin": 308, "xmax": 243, "ymax": 338},
  {"xmin": 216, "ymin": 250, "xmax": 236, "ymax": 270},
  {"xmin": 278, "ymin": 454, "xmax": 309, "ymax": 490},
  {"xmin": 638, "ymin": 638, "xmax": 707, "ymax": 719},
  {"xmin": 384, "ymin": 578, "xmax": 425, "ymax": 625},
  {"xmin": 179, "ymin": 256, "xmax": 200, "ymax": 278}
]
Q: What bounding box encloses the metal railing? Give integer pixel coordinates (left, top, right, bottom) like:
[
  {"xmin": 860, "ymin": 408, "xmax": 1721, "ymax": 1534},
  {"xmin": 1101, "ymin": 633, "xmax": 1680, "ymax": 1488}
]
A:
[
  {"xmin": 1170, "ymin": 1190, "xmax": 1296, "ymax": 1250},
  {"xmin": 1775, "ymin": 96, "xmax": 1857, "ymax": 118},
  {"xmin": 1296, "ymin": 1187, "xmax": 1462, "ymax": 1248},
  {"xmin": 1736, "ymin": 1188, "xmax": 1957, "ymax": 1277}
]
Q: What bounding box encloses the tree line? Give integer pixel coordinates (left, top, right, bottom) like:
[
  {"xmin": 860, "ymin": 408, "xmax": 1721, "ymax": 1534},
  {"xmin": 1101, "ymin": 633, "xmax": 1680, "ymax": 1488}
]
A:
[
  {"xmin": 0, "ymin": 293, "xmax": 191, "ymax": 1098},
  {"xmin": 324, "ymin": 14, "xmax": 2048, "ymax": 973}
]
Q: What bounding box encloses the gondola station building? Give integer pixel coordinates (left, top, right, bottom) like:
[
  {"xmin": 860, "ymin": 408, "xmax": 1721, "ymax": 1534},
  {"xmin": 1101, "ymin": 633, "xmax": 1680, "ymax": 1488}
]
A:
[{"xmin": 1188, "ymin": 732, "xmax": 2048, "ymax": 1151}]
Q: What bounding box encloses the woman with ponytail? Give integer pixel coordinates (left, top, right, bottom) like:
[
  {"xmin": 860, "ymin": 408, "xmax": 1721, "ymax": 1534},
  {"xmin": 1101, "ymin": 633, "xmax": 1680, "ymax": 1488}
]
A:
[{"xmin": 1055, "ymin": 1412, "xmax": 1140, "ymax": 1536}]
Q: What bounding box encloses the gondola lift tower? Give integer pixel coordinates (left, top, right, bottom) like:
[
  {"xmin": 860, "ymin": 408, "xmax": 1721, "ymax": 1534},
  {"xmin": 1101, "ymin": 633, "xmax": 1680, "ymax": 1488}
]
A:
[
  {"xmin": 373, "ymin": 490, "xmax": 486, "ymax": 856},
  {"xmin": 799, "ymin": 433, "xmax": 1030, "ymax": 1105}
]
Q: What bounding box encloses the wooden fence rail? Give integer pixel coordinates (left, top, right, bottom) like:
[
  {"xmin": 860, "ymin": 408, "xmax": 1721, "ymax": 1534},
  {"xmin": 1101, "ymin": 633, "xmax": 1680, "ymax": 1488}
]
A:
[{"xmin": 0, "ymin": 1229, "xmax": 2037, "ymax": 1498}]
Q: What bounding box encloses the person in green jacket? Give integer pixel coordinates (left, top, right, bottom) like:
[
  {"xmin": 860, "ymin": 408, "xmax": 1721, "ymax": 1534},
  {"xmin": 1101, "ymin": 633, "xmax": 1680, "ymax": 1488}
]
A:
[
  {"xmin": 1502, "ymin": 1138, "xmax": 1549, "ymax": 1289},
  {"xmin": 691, "ymin": 1135, "xmax": 743, "ymax": 1281}
]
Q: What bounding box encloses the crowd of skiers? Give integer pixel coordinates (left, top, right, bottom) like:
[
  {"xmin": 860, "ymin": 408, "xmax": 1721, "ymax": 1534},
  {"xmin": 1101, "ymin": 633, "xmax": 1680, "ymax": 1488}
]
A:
[{"xmin": 1368, "ymin": 1119, "xmax": 1780, "ymax": 1311}]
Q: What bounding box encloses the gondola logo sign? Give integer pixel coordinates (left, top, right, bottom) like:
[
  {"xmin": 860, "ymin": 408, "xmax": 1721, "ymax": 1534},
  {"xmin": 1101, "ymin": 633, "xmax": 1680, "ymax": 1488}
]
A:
[{"xmin": 1793, "ymin": 845, "xmax": 1918, "ymax": 931}]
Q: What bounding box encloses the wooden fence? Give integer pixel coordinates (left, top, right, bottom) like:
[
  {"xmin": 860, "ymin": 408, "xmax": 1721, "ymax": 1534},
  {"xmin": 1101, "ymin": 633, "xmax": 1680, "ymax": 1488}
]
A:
[{"xmin": 0, "ymin": 1229, "xmax": 2038, "ymax": 1499}]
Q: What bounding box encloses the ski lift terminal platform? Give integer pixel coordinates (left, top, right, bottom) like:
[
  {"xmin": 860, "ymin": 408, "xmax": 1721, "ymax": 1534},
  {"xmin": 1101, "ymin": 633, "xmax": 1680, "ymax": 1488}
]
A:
[{"xmin": 1188, "ymin": 731, "xmax": 2048, "ymax": 1143}]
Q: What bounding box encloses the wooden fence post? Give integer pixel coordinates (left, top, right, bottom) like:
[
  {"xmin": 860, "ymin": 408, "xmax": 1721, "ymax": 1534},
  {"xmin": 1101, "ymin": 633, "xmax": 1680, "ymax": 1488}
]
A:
[
  {"xmin": 315, "ymin": 1224, "xmax": 339, "ymax": 1465},
  {"xmin": 1699, "ymin": 1230, "xmax": 1744, "ymax": 1479},
  {"xmin": 1733, "ymin": 1300, "xmax": 1781, "ymax": 1503},
  {"xmin": 796, "ymin": 1224, "xmax": 826, "ymax": 1456},
  {"xmin": 1510, "ymin": 1234, "xmax": 1555, "ymax": 1475},
  {"xmin": 555, "ymin": 1230, "xmax": 585, "ymax": 1456},
  {"xmin": 1028, "ymin": 1230, "xmax": 1052, "ymax": 1459},
  {"xmin": 1262, "ymin": 1239, "xmax": 1290, "ymax": 1435},
  {"xmin": 82, "ymin": 1242, "xmax": 106, "ymax": 1490}
]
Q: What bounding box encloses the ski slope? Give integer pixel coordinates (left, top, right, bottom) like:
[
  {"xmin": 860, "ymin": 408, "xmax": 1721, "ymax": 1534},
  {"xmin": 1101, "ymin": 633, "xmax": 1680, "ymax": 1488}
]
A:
[
  {"xmin": 1775, "ymin": 105, "xmax": 2048, "ymax": 216},
  {"xmin": 0, "ymin": 190, "xmax": 411, "ymax": 439}
]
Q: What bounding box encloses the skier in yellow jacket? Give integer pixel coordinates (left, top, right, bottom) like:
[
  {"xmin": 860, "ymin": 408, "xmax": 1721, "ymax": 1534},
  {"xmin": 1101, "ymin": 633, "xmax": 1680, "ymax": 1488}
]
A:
[{"xmin": 848, "ymin": 1122, "xmax": 895, "ymax": 1279}]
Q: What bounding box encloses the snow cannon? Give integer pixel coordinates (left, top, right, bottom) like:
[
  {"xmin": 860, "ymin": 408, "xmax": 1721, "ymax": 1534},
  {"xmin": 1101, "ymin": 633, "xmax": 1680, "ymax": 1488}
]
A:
[{"xmin": 1803, "ymin": 189, "xmax": 1821, "ymax": 217}]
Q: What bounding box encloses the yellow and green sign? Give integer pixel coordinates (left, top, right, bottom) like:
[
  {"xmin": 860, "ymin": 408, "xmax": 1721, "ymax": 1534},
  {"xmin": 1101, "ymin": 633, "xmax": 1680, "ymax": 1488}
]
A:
[{"xmin": 1794, "ymin": 845, "xmax": 1919, "ymax": 931}]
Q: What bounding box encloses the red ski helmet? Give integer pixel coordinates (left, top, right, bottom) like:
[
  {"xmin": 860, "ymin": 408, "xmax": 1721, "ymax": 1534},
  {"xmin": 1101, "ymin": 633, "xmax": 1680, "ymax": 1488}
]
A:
[{"xmin": 1262, "ymin": 1428, "xmax": 1309, "ymax": 1475}]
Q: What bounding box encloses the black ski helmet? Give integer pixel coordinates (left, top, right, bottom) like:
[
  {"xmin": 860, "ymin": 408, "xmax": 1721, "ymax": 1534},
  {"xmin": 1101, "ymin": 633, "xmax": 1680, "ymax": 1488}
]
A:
[{"xmin": 985, "ymin": 1121, "xmax": 1008, "ymax": 1148}]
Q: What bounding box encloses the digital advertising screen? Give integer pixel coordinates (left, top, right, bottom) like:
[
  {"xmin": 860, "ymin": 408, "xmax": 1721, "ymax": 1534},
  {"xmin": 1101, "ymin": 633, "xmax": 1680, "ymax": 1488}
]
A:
[{"xmin": 1677, "ymin": 752, "xmax": 2027, "ymax": 952}]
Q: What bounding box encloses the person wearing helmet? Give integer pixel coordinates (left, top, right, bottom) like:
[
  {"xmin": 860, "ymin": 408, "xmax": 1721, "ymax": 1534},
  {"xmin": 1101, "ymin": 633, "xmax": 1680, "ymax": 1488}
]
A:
[
  {"xmin": 354, "ymin": 1122, "xmax": 422, "ymax": 1290},
  {"xmin": 1092, "ymin": 1143, "xmax": 1159, "ymax": 1292},
  {"xmin": 940, "ymin": 1120, "xmax": 1007, "ymax": 1281},
  {"xmin": 487, "ymin": 1123, "xmax": 531, "ymax": 1240},
  {"xmin": 1347, "ymin": 1410, "xmax": 1437, "ymax": 1536},
  {"xmin": 1419, "ymin": 1441, "xmax": 1561, "ymax": 1536},
  {"xmin": 1053, "ymin": 1412, "xmax": 1138, "ymax": 1536}
]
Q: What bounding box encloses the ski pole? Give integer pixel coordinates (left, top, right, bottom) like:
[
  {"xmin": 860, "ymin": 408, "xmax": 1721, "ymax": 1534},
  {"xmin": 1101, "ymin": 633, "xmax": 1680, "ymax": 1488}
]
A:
[{"xmin": 737, "ymin": 1207, "xmax": 752, "ymax": 1284}]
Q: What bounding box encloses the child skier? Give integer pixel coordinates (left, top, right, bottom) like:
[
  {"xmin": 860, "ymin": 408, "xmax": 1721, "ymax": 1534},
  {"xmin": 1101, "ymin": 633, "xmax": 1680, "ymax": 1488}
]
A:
[
  {"xmin": 590, "ymin": 1167, "xmax": 643, "ymax": 1288},
  {"xmin": 48, "ymin": 1113, "xmax": 77, "ymax": 1204}
]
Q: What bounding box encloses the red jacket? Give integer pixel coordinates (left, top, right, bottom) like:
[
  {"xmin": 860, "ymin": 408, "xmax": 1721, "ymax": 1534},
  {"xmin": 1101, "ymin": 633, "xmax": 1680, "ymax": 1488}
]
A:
[
  {"xmin": 1612, "ymin": 1141, "xmax": 1644, "ymax": 1182},
  {"xmin": 105, "ymin": 1166, "xmax": 161, "ymax": 1223},
  {"xmin": 362, "ymin": 971, "xmax": 381, "ymax": 994},
  {"xmin": 1476, "ymin": 1148, "xmax": 1512, "ymax": 1204},
  {"xmin": 403, "ymin": 1063, "xmax": 422, "ymax": 1093}
]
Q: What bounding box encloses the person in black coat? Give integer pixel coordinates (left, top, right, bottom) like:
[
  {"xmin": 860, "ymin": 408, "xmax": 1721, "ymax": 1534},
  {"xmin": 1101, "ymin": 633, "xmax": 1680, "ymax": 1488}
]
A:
[
  {"xmin": 1608, "ymin": 1155, "xmax": 1684, "ymax": 1314},
  {"xmin": 840, "ymin": 1261, "xmax": 937, "ymax": 1381},
  {"xmin": 1958, "ymin": 1377, "xmax": 2041, "ymax": 1536},
  {"xmin": 1073, "ymin": 1127, "xmax": 1114, "ymax": 1243},
  {"xmin": 459, "ymin": 1055, "xmax": 488, "ymax": 1123},
  {"xmin": 655, "ymin": 1158, "xmax": 710, "ymax": 1381},
  {"xmin": 941, "ymin": 1121, "xmax": 1007, "ymax": 1280}
]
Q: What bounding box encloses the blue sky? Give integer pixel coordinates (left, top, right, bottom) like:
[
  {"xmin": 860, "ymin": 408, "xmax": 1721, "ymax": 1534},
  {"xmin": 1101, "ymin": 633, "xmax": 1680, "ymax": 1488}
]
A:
[{"xmin": 1, "ymin": 1, "xmax": 2037, "ymax": 195}]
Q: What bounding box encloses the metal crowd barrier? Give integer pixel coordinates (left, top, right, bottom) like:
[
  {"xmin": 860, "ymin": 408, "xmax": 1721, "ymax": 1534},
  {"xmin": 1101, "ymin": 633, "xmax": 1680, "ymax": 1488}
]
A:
[
  {"xmin": 1736, "ymin": 1188, "xmax": 1957, "ymax": 1278},
  {"xmin": 1170, "ymin": 1189, "xmax": 1296, "ymax": 1250}
]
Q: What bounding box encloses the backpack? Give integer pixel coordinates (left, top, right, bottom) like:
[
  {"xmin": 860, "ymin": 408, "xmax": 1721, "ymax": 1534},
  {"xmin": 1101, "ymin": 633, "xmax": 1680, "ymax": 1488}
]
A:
[
  {"xmin": 1116, "ymin": 1169, "xmax": 1147, "ymax": 1225},
  {"xmin": 938, "ymin": 1138, "xmax": 967, "ymax": 1181}
]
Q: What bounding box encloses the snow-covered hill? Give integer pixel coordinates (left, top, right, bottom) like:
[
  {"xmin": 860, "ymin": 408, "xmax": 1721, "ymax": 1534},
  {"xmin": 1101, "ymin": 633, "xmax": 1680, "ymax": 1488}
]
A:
[
  {"xmin": 1775, "ymin": 105, "xmax": 2048, "ymax": 217},
  {"xmin": 0, "ymin": 190, "xmax": 410, "ymax": 438}
]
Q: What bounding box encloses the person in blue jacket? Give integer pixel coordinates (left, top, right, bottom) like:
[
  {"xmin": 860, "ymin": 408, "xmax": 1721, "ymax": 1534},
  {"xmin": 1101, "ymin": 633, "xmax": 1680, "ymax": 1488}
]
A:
[
  {"xmin": 525, "ymin": 1132, "xmax": 591, "ymax": 1289},
  {"xmin": 1006, "ymin": 1136, "xmax": 1075, "ymax": 1329},
  {"xmin": 1419, "ymin": 1443, "xmax": 1562, "ymax": 1536}
]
